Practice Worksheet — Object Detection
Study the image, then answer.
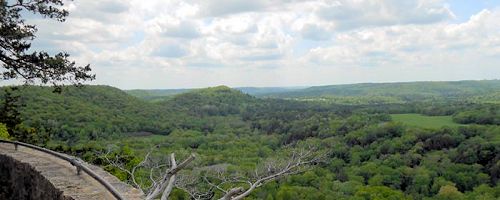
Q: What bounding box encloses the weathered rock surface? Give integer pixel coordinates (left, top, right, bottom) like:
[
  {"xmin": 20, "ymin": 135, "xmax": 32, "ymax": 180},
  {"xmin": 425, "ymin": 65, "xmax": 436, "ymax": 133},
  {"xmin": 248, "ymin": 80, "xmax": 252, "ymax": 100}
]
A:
[{"xmin": 0, "ymin": 143, "xmax": 144, "ymax": 200}]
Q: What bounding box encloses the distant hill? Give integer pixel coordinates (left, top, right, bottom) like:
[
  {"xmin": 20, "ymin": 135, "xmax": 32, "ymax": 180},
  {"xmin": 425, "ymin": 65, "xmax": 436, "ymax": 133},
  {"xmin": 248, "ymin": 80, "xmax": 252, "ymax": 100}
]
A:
[
  {"xmin": 160, "ymin": 86, "xmax": 257, "ymax": 116},
  {"xmin": 0, "ymin": 85, "xmax": 261, "ymax": 140},
  {"xmin": 0, "ymin": 85, "xmax": 167, "ymax": 139},
  {"xmin": 236, "ymin": 87, "xmax": 305, "ymax": 96},
  {"xmin": 126, "ymin": 89, "xmax": 190, "ymax": 102},
  {"xmin": 126, "ymin": 87, "xmax": 304, "ymax": 101},
  {"xmin": 126, "ymin": 80, "xmax": 500, "ymax": 103},
  {"xmin": 260, "ymin": 80, "xmax": 500, "ymax": 102},
  {"xmin": 1, "ymin": 80, "xmax": 498, "ymax": 141}
]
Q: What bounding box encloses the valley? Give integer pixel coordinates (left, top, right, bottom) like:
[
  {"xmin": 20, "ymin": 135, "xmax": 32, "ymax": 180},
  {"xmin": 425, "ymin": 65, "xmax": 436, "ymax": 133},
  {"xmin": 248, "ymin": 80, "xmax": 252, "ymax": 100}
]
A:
[{"xmin": 1, "ymin": 80, "xmax": 499, "ymax": 199}]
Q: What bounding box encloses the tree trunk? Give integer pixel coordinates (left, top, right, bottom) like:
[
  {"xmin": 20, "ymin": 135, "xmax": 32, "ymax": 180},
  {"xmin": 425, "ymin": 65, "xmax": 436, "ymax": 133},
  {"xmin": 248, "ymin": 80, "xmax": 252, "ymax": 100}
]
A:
[{"xmin": 160, "ymin": 153, "xmax": 177, "ymax": 200}]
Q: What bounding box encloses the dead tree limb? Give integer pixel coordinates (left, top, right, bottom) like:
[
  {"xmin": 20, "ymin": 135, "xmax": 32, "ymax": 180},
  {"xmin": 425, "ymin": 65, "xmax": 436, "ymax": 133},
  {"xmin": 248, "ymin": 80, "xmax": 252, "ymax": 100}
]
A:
[
  {"xmin": 145, "ymin": 153, "xmax": 196, "ymax": 200},
  {"xmin": 160, "ymin": 153, "xmax": 178, "ymax": 200},
  {"xmin": 100, "ymin": 146, "xmax": 195, "ymax": 200},
  {"xmin": 101, "ymin": 144, "xmax": 325, "ymax": 200},
  {"xmin": 208, "ymin": 146, "xmax": 327, "ymax": 200}
]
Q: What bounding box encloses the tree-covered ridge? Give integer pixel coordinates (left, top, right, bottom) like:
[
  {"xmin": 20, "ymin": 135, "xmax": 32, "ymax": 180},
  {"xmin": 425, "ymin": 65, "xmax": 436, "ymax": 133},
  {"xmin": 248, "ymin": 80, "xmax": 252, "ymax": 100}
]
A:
[
  {"xmin": 0, "ymin": 85, "xmax": 157, "ymax": 141},
  {"xmin": 163, "ymin": 86, "xmax": 257, "ymax": 116},
  {"xmin": 126, "ymin": 86, "xmax": 302, "ymax": 102},
  {"xmin": 126, "ymin": 89, "xmax": 190, "ymax": 102},
  {"xmin": 0, "ymin": 85, "xmax": 260, "ymax": 142},
  {"xmin": 127, "ymin": 80, "xmax": 500, "ymax": 105},
  {"xmin": 263, "ymin": 80, "xmax": 500, "ymax": 102}
]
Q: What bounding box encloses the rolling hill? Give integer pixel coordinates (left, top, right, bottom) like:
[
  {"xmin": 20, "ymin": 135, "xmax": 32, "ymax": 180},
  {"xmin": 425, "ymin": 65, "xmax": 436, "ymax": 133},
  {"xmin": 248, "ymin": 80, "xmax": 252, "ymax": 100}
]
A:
[
  {"xmin": 0, "ymin": 85, "xmax": 261, "ymax": 140},
  {"xmin": 260, "ymin": 80, "xmax": 500, "ymax": 102}
]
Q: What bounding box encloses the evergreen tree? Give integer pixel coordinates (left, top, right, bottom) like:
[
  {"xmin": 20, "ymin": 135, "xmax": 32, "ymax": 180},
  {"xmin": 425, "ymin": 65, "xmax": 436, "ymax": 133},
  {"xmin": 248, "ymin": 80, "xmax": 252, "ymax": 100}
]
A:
[{"xmin": 1, "ymin": 0, "xmax": 94, "ymax": 88}]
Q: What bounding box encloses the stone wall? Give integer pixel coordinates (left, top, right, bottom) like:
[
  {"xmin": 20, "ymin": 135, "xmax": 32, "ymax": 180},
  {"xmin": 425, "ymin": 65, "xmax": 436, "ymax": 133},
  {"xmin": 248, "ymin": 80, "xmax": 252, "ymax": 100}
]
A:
[{"xmin": 0, "ymin": 154, "xmax": 73, "ymax": 200}]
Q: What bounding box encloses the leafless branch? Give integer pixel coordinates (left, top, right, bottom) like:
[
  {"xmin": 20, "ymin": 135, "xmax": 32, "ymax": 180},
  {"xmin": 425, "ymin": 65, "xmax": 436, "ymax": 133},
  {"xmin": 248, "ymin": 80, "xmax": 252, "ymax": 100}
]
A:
[
  {"xmin": 100, "ymin": 144, "xmax": 326, "ymax": 200},
  {"xmin": 99, "ymin": 146, "xmax": 196, "ymax": 200},
  {"xmin": 212, "ymin": 145, "xmax": 327, "ymax": 200},
  {"xmin": 175, "ymin": 171, "xmax": 215, "ymax": 200}
]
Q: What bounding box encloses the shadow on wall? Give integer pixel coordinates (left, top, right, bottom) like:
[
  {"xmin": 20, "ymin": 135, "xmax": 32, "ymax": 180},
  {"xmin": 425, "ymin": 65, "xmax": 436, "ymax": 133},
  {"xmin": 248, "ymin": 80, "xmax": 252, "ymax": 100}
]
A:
[{"xmin": 0, "ymin": 154, "xmax": 73, "ymax": 200}]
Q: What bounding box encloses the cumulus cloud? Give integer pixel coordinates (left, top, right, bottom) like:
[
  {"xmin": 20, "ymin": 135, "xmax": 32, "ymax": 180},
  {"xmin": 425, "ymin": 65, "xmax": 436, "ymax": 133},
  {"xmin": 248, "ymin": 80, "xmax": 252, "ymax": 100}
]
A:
[
  {"xmin": 66, "ymin": 0, "xmax": 131, "ymax": 22},
  {"xmin": 300, "ymin": 23, "xmax": 333, "ymax": 41},
  {"xmin": 152, "ymin": 44, "xmax": 189, "ymax": 58},
  {"xmin": 304, "ymin": 9, "xmax": 500, "ymax": 69},
  {"xmin": 197, "ymin": 0, "xmax": 266, "ymax": 17},
  {"xmin": 156, "ymin": 20, "xmax": 202, "ymax": 39},
  {"xmin": 9, "ymin": 0, "xmax": 500, "ymax": 89},
  {"xmin": 316, "ymin": 0, "xmax": 454, "ymax": 30}
]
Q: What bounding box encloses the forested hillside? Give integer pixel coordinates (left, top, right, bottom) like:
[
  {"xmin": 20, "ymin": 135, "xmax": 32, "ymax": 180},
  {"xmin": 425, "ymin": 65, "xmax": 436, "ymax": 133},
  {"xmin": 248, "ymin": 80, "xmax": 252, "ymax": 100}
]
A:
[
  {"xmin": 1, "ymin": 86, "xmax": 164, "ymax": 141},
  {"xmin": 126, "ymin": 89, "xmax": 190, "ymax": 102},
  {"xmin": 0, "ymin": 85, "xmax": 259, "ymax": 142},
  {"xmin": 129, "ymin": 80, "xmax": 500, "ymax": 104},
  {"xmin": 1, "ymin": 81, "xmax": 500, "ymax": 199},
  {"xmin": 126, "ymin": 86, "xmax": 303, "ymax": 102},
  {"xmin": 262, "ymin": 80, "xmax": 500, "ymax": 102}
]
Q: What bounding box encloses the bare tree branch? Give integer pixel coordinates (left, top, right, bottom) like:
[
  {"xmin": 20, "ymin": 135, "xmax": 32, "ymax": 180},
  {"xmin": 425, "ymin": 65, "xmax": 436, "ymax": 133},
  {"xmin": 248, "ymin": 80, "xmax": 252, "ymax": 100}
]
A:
[
  {"xmin": 99, "ymin": 146, "xmax": 196, "ymax": 200},
  {"xmin": 176, "ymin": 172, "xmax": 215, "ymax": 200},
  {"xmin": 161, "ymin": 153, "xmax": 178, "ymax": 200},
  {"xmin": 100, "ymin": 144, "xmax": 326, "ymax": 200},
  {"xmin": 145, "ymin": 153, "xmax": 196, "ymax": 200},
  {"xmin": 101, "ymin": 146, "xmax": 147, "ymax": 189},
  {"xmin": 215, "ymin": 145, "xmax": 327, "ymax": 200}
]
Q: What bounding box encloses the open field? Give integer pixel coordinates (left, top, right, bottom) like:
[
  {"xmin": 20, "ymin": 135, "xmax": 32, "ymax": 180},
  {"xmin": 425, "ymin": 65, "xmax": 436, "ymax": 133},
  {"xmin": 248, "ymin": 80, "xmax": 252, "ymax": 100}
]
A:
[{"xmin": 391, "ymin": 114, "xmax": 463, "ymax": 129}]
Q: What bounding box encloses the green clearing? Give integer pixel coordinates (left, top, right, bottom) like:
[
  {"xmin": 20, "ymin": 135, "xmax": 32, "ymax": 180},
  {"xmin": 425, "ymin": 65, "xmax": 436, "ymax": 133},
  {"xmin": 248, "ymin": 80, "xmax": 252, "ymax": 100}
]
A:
[{"xmin": 391, "ymin": 114, "xmax": 462, "ymax": 129}]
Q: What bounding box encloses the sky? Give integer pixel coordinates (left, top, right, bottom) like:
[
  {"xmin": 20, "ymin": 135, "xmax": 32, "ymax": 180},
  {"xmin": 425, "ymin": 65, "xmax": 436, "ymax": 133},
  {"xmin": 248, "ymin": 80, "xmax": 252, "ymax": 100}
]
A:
[{"xmin": 17, "ymin": 0, "xmax": 500, "ymax": 89}]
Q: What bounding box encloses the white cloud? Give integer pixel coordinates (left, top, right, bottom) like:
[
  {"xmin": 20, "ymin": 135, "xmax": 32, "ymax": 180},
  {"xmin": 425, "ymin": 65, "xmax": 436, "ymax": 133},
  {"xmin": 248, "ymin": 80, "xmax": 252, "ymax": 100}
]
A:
[
  {"xmin": 197, "ymin": 0, "xmax": 266, "ymax": 17},
  {"xmin": 316, "ymin": 0, "xmax": 454, "ymax": 30},
  {"xmin": 65, "ymin": 0, "xmax": 131, "ymax": 22},
  {"xmin": 300, "ymin": 23, "xmax": 333, "ymax": 41},
  {"xmin": 301, "ymin": 8, "xmax": 500, "ymax": 84},
  {"xmin": 9, "ymin": 0, "xmax": 500, "ymax": 89},
  {"xmin": 156, "ymin": 20, "xmax": 202, "ymax": 39}
]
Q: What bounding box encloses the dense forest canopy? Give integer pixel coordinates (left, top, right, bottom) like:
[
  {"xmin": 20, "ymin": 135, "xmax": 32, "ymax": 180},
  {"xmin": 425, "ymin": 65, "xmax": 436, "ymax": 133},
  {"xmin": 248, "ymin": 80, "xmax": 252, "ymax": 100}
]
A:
[
  {"xmin": 0, "ymin": 80, "xmax": 499, "ymax": 199},
  {"xmin": 127, "ymin": 80, "xmax": 500, "ymax": 104},
  {"xmin": 261, "ymin": 80, "xmax": 500, "ymax": 99}
]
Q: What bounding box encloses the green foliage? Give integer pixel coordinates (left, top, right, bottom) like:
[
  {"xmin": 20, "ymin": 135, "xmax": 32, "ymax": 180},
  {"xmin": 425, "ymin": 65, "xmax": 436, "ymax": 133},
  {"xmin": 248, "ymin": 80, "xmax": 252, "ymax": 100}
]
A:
[
  {"xmin": 355, "ymin": 186, "xmax": 411, "ymax": 200},
  {"xmin": 0, "ymin": 123, "xmax": 9, "ymax": 140},
  {"xmin": 435, "ymin": 185, "xmax": 464, "ymax": 200},
  {"xmin": 0, "ymin": 87, "xmax": 22, "ymax": 135},
  {"xmin": 126, "ymin": 89, "xmax": 190, "ymax": 102},
  {"xmin": 1, "ymin": 81, "xmax": 499, "ymax": 200},
  {"xmin": 391, "ymin": 114, "xmax": 462, "ymax": 129},
  {"xmin": 265, "ymin": 80, "xmax": 500, "ymax": 102},
  {"xmin": 452, "ymin": 105, "xmax": 500, "ymax": 125}
]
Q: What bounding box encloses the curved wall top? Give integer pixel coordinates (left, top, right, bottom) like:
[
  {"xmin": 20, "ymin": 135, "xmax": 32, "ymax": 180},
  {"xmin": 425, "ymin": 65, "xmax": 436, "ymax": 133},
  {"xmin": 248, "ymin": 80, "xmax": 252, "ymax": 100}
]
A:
[{"xmin": 0, "ymin": 142, "xmax": 143, "ymax": 200}]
